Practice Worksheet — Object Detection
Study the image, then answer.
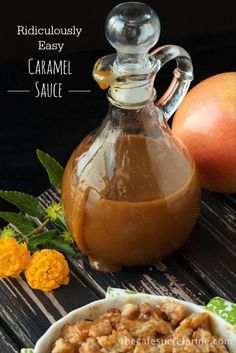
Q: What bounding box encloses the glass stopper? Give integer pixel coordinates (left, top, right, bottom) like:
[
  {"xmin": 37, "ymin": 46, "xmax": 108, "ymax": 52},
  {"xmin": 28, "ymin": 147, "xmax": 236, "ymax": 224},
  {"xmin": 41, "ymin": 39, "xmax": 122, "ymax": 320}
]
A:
[{"xmin": 105, "ymin": 2, "xmax": 161, "ymax": 74}]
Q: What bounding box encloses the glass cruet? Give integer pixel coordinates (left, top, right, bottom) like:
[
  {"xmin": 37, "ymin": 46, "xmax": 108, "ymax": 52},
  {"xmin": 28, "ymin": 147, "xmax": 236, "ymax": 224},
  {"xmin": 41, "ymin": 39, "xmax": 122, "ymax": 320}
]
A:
[{"xmin": 61, "ymin": 2, "xmax": 201, "ymax": 272}]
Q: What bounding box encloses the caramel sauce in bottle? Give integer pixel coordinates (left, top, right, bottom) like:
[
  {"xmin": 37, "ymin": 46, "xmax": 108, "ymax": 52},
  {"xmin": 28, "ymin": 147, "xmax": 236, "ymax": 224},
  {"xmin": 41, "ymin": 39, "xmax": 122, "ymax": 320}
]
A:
[
  {"xmin": 62, "ymin": 128, "xmax": 200, "ymax": 271},
  {"xmin": 61, "ymin": 3, "xmax": 200, "ymax": 271}
]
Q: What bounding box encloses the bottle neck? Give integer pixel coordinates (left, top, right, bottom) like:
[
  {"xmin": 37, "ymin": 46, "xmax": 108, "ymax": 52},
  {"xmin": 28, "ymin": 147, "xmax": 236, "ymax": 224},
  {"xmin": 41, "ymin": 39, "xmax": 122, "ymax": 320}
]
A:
[
  {"xmin": 106, "ymin": 100, "xmax": 164, "ymax": 131},
  {"xmin": 107, "ymin": 73, "xmax": 157, "ymax": 109}
]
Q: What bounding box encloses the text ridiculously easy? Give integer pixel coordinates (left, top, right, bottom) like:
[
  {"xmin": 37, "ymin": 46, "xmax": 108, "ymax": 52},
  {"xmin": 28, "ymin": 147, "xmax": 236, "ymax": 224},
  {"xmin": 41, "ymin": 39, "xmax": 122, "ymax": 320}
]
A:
[{"xmin": 17, "ymin": 25, "xmax": 82, "ymax": 38}]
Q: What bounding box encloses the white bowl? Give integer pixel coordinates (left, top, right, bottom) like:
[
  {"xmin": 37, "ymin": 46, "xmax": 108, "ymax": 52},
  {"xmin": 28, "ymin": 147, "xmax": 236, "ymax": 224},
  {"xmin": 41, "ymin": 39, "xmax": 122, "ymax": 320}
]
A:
[{"xmin": 34, "ymin": 294, "xmax": 236, "ymax": 353}]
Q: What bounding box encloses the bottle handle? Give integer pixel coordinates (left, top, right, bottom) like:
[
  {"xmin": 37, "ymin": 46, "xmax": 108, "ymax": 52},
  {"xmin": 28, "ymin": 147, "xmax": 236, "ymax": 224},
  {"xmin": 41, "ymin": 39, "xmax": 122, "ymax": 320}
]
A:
[{"xmin": 151, "ymin": 45, "xmax": 193, "ymax": 120}]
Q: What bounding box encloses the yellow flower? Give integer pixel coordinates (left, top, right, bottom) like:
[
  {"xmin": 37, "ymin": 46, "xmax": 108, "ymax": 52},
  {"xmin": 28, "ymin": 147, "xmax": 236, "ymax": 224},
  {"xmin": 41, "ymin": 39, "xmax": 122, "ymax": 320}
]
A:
[
  {"xmin": 61, "ymin": 231, "xmax": 74, "ymax": 244},
  {"xmin": 25, "ymin": 249, "xmax": 69, "ymax": 291},
  {"xmin": 45, "ymin": 203, "xmax": 63, "ymax": 221},
  {"xmin": 0, "ymin": 227, "xmax": 15, "ymax": 238},
  {"xmin": 0, "ymin": 237, "xmax": 30, "ymax": 278}
]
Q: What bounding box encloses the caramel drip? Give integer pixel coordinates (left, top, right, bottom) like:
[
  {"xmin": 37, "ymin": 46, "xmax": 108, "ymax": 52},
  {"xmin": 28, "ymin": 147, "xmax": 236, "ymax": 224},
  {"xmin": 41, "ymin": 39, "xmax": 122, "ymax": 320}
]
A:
[{"xmin": 93, "ymin": 69, "xmax": 116, "ymax": 90}]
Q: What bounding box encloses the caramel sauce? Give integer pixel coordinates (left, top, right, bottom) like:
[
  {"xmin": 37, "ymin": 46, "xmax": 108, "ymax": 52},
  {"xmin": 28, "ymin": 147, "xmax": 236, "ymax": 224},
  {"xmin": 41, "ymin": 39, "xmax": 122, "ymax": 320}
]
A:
[
  {"xmin": 92, "ymin": 70, "xmax": 116, "ymax": 90},
  {"xmin": 61, "ymin": 134, "xmax": 200, "ymax": 271}
]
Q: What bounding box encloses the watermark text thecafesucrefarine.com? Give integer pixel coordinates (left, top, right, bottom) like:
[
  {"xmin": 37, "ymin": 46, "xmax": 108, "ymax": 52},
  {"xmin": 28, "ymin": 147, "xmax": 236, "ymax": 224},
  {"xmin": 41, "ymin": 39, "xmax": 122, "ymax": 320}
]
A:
[{"xmin": 120, "ymin": 336, "xmax": 234, "ymax": 347}]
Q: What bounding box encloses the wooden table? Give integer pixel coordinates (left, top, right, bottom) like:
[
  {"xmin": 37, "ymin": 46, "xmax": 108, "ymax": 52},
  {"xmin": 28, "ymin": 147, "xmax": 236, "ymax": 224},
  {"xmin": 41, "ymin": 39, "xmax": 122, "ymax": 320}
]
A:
[{"xmin": 0, "ymin": 187, "xmax": 235, "ymax": 352}]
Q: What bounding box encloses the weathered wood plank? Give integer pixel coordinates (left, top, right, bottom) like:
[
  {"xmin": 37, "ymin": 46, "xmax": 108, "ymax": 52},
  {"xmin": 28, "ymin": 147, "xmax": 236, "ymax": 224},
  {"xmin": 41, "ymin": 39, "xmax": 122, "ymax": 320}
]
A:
[
  {"xmin": 202, "ymin": 190, "xmax": 236, "ymax": 240},
  {"xmin": 179, "ymin": 190, "xmax": 236, "ymax": 301},
  {"xmin": 0, "ymin": 325, "xmax": 19, "ymax": 353},
  {"xmin": 0, "ymin": 268, "xmax": 99, "ymax": 348},
  {"xmin": 180, "ymin": 222, "xmax": 236, "ymax": 301},
  {"xmin": 70, "ymin": 255, "xmax": 210, "ymax": 305},
  {"xmin": 38, "ymin": 187, "xmax": 61, "ymax": 207}
]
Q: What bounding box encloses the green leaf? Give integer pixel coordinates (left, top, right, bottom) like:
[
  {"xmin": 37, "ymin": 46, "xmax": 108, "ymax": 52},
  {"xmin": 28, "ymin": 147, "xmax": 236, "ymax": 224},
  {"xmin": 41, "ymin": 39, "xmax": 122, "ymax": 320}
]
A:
[
  {"xmin": 0, "ymin": 212, "xmax": 35, "ymax": 234},
  {"xmin": 37, "ymin": 149, "xmax": 64, "ymax": 189},
  {"xmin": 28, "ymin": 230, "xmax": 57, "ymax": 251},
  {"xmin": 0, "ymin": 191, "xmax": 44, "ymax": 218},
  {"xmin": 43, "ymin": 238, "xmax": 79, "ymax": 257},
  {"xmin": 28, "ymin": 230, "xmax": 78, "ymax": 257},
  {"xmin": 53, "ymin": 217, "xmax": 67, "ymax": 230}
]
